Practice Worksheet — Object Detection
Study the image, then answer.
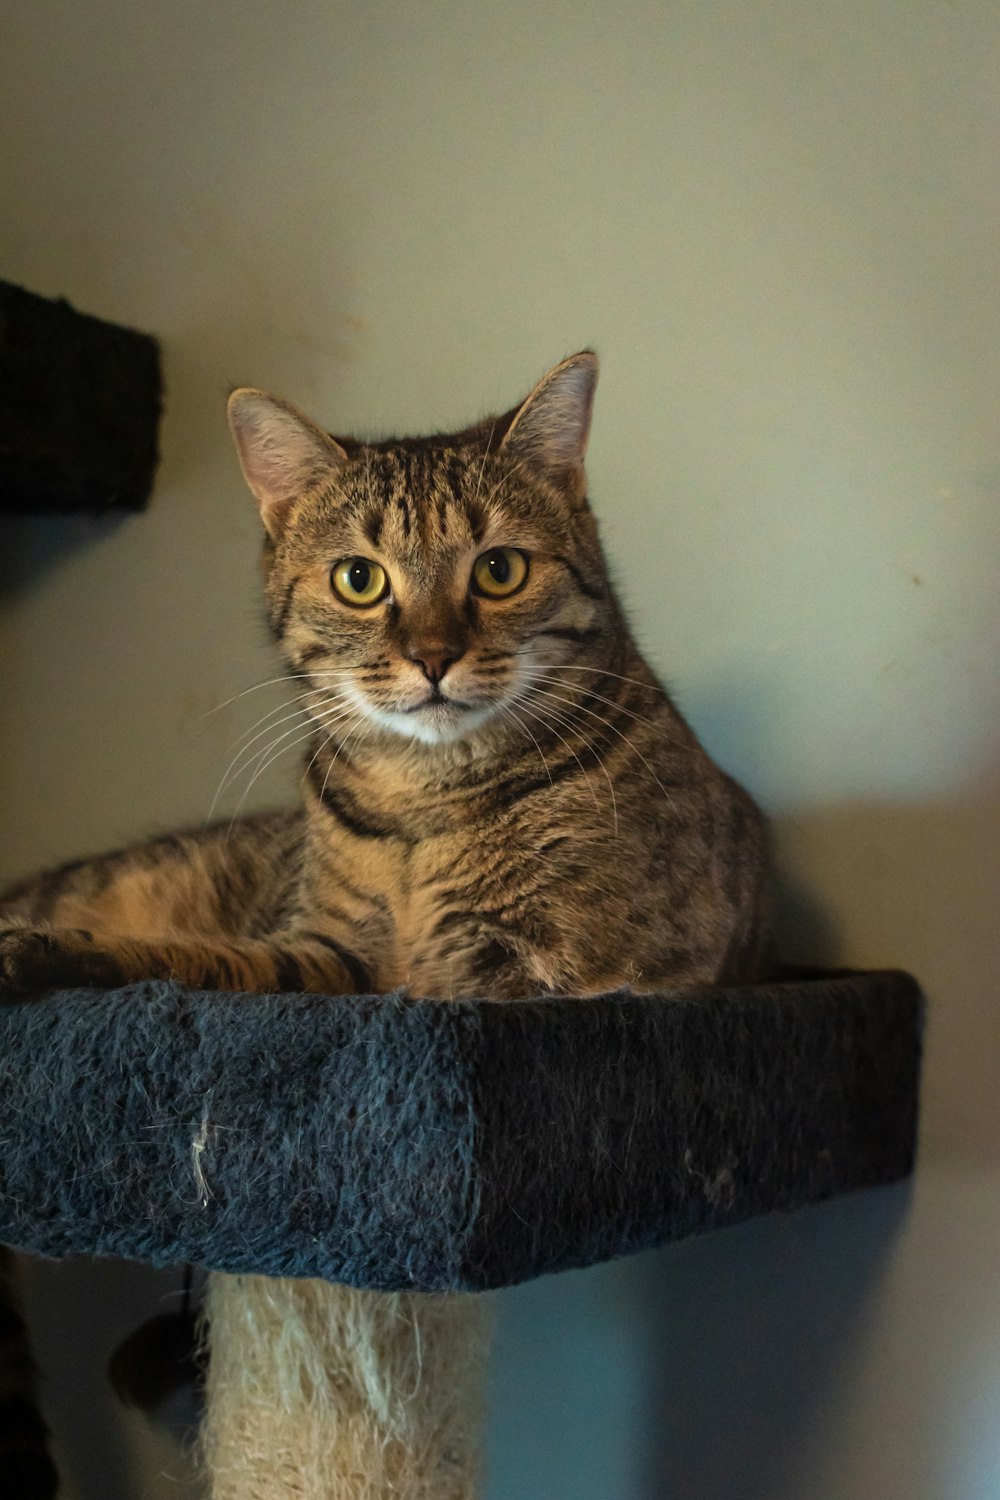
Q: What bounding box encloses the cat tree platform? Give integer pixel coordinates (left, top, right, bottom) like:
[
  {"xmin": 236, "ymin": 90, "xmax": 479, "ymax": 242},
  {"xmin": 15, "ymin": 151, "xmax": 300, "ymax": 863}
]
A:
[{"xmin": 0, "ymin": 971, "xmax": 921, "ymax": 1289}]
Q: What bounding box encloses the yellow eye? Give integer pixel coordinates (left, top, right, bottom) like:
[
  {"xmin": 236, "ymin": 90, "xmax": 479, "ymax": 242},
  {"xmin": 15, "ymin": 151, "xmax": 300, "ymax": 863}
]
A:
[
  {"xmin": 331, "ymin": 557, "xmax": 388, "ymax": 607},
  {"xmin": 472, "ymin": 548, "xmax": 529, "ymax": 598}
]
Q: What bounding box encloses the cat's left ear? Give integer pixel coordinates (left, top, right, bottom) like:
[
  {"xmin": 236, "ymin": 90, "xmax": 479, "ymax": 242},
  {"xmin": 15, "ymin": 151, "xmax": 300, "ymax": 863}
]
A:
[
  {"xmin": 499, "ymin": 351, "xmax": 598, "ymax": 506},
  {"xmin": 227, "ymin": 389, "xmax": 349, "ymax": 538}
]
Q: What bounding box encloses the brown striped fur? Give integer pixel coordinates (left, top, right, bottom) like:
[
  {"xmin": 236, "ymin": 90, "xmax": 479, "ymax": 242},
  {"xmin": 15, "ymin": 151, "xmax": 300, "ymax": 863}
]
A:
[{"xmin": 0, "ymin": 351, "xmax": 767, "ymax": 1496}]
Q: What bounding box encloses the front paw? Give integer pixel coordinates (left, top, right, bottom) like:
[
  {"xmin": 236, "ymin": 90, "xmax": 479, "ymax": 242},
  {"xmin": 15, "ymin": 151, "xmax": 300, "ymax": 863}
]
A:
[{"xmin": 0, "ymin": 928, "xmax": 124, "ymax": 1001}]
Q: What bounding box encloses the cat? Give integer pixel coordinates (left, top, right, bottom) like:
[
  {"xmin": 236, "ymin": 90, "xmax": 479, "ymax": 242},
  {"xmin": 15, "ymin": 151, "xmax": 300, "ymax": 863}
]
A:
[{"xmin": 0, "ymin": 351, "xmax": 767, "ymax": 1497}]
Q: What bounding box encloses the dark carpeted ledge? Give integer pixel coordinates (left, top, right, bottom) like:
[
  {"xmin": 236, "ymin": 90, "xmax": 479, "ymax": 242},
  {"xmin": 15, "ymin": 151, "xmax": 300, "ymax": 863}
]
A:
[{"xmin": 0, "ymin": 972, "xmax": 922, "ymax": 1292}]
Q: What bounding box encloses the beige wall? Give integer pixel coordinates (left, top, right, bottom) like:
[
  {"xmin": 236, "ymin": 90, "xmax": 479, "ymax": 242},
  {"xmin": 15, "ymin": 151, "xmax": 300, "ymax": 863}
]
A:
[{"xmin": 1, "ymin": 3, "xmax": 998, "ymax": 1497}]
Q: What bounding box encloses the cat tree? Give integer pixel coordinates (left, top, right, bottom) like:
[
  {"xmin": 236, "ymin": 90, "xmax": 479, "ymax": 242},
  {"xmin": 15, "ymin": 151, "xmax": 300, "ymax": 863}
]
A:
[
  {"xmin": 0, "ymin": 292, "xmax": 922, "ymax": 1271},
  {"xmin": 0, "ymin": 288, "xmax": 923, "ymax": 1493}
]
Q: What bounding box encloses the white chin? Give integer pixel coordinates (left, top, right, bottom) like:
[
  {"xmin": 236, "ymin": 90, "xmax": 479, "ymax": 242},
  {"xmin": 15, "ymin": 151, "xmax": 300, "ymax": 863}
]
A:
[{"xmin": 375, "ymin": 701, "xmax": 497, "ymax": 745}]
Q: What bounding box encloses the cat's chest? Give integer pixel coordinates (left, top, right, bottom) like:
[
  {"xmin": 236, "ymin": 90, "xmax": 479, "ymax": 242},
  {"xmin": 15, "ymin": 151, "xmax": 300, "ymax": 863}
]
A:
[
  {"xmin": 379, "ymin": 836, "xmax": 524, "ymax": 995},
  {"xmin": 311, "ymin": 819, "xmax": 557, "ymax": 997}
]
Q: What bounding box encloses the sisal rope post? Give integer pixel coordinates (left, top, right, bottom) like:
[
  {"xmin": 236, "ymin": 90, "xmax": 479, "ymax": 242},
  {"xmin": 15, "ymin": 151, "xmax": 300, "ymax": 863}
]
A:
[{"xmin": 200, "ymin": 1272, "xmax": 489, "ymax": 1500}]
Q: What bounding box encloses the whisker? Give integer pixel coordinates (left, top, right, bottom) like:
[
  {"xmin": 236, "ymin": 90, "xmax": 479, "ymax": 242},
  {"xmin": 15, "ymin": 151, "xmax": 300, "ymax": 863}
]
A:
[
  {"xmin": 208, "ymin": 671, "xmax": 368, "ymax": 763},
  {"xmin": 525, "ymin": 672, "xmax": 664, "ymax": 734},
  {"xmin": 200, "ymin": 668, "xmax": 366, "ymax": 731},
  {"xmin": 208, "ymin": 692, "xmax": 349, "ymax": 820},
  {"xmin": 200, "ymin": 673, "xmax": 326, "ymax": 720},
  {"xmin": 208, "ymin": 675, "xmax": 371, "ymax": 817},
  {"xmin": 292, "ymin": 669, "xmax": 372, "ymax": 689},
  {"xmin": 247, "ymin": 698, "xmax": 357, "ymax": 784},
  {"xmin": 509, "ymin": 693, "xmax": 617, "ymax": 840},
  {"xmin": 215, "ymin": 697, "xmax": 354, "ymax": 827},
  {"xmin": 227, "ymin": 702, "xmax": 360, "ymax": 832},
  {"xmin": 300, "ymin": 698, "xmax": 365, "ymax": 788},
  {"xmin": 523, "ymin": 660, "xmax": 665, "ymax": 694},
  {"xmin": 225, "ymin": 687, "xmax": 338, "ymax": 757},
  {"xmin": 318, "ymin": 711, "xmax": 369, "ymax": 806},
  {"xmin": 500, "ymin": 703, "xmax": 553, "ymax": 788},
  {"xmin": 480, "ymin": 457, "xmax": 527, "ymax": 512},
  {"xmin": 301, "ymin": 728, "xmax": 332, "ymax": 791},
  {"xmin": 230, "ymin": 686, "xmax": 353, "ymax": 750},
  {"xmin": 524, "ymin": 682, "xmax": 678, "ymax": 816},
  {"xmin": 511, "ymin": 692, "xmax": 617, "ymax": 836}
]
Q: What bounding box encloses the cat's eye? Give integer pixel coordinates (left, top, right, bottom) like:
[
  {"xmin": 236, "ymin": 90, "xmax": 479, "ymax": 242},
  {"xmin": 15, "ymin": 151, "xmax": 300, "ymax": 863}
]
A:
[
  {"xmin": 331, "ymin": 557, "xmax": 389, "ymax": 607},
  {"xmin": 472, "ymin": 548, "xmax": 529, "ymax": 599}
]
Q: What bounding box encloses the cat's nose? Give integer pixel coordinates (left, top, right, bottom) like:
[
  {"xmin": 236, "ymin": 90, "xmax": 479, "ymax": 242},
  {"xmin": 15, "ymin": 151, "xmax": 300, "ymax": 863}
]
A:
[{"xmin": 407, "ymin": 643, "xmax": 465, "ymax": 685}]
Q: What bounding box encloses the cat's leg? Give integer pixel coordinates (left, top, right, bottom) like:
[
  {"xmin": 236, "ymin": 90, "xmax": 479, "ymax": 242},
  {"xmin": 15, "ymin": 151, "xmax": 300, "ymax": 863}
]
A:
[
  {"xmin": 0, "ymin": 813, "xmax": 300, "ymax": 941},
  {"xmin": 0, "ymin": 813, "xmax": 370, "ymax": 998},
  {"xmin": 0, "ymin": 924, "xmax": 368, "ymax": 999}
]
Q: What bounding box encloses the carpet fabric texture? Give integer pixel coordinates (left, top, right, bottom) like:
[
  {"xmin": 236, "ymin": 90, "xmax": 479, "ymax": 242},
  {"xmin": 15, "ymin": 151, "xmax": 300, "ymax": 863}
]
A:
[{"xmin": 0, "ymin": 972, "xmax": 922, "ymax": 1291}]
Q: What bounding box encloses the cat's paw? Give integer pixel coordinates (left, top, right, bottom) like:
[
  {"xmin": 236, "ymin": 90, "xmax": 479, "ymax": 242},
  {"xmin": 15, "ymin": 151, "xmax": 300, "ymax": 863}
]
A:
[
  {"xmin": 0, "ymin": 928, "xmax": 61, "ymax": 999},
  {"xmin": 0, "ymin": 927, "xmax": 123, "ymax": 1001}
]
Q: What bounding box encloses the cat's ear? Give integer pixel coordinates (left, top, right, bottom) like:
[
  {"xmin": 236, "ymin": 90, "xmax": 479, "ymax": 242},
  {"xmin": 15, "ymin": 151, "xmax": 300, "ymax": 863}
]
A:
[
  {"xmin": 499, "ymin": 351, "xmax": 598, "ymax": 505},
  {"xmin": 227, "ymin": 389, "xmax": 349, "ymax": 537}
]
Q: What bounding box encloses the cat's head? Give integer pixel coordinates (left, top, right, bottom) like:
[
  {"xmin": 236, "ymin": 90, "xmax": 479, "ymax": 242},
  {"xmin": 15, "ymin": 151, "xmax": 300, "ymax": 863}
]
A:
[{"xmin": 228, "ymin": 352, "xmax": 617, "ymax": 747}]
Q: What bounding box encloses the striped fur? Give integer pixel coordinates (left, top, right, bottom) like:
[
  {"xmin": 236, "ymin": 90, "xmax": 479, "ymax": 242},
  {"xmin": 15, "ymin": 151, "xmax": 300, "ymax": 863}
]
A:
[{"xmin": 0, "ymin": 351, "xmax": 767, "ymax": 1496}]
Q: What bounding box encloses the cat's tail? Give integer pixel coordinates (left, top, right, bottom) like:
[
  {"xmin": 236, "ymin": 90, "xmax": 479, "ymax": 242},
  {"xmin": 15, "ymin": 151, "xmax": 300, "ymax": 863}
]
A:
[{"xmin": 0, "ymin": 1248, "xmax": 59, "ymax": 1500}]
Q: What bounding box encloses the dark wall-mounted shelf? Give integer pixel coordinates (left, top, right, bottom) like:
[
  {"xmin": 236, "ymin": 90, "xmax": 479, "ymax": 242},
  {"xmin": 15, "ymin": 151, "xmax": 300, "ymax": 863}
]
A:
[{"xmin": 0, "ymin": 280, "xmax": 161, "ymax": 514}]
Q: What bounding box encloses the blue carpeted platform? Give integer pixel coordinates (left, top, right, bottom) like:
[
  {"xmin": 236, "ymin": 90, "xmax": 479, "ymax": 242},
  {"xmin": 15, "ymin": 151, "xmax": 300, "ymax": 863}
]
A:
[{"xmin": 0, "ymin": 971, "xmax": 922, "ymax": 1291}]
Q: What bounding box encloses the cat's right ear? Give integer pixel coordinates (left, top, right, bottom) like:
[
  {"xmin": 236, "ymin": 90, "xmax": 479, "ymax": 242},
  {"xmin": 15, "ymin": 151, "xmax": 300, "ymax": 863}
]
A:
[
  {"xmin": 227, "ymin": 389, "xmax": 349, "ymax": 538},
  {"xmin": 498, "ymin": 351, "xmax": 598, "ymax": 507}
]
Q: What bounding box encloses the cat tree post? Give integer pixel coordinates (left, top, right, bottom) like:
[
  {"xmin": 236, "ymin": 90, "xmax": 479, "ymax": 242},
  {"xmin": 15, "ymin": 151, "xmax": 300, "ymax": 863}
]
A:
[{"xmin": 202, "ymin": 1276, "xmax": 487, "ymax": 1500}]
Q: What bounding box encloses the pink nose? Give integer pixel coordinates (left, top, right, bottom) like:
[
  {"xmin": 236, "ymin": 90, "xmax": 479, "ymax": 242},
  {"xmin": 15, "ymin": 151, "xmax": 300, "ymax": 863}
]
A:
[{"xmin": 407, "ymin": 644, "xmax": 464, "ymax": 685}]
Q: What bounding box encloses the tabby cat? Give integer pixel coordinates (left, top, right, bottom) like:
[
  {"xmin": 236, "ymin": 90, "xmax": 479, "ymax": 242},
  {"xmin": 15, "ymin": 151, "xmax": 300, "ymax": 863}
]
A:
[{"xmin": 0, "ymin": 351, "xmax": 767, "ymax": 1498}]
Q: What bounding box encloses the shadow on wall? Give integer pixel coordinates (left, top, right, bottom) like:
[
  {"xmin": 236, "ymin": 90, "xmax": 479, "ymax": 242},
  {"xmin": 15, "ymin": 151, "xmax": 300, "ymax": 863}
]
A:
[
  {"xmin": 487, "ymin": 1183, "xmax": 910, "ymax": 1500},
  {"xmin": 0, "ymin": 511, "xmax": 132, "ymax": 599},
  {"xmin": 771, "ymin": 791, "xmax": 999, "ymax": 1164},
  {"xmin": 637, "ymin": 1184, "xmax": 909, "ymax": 1500}
]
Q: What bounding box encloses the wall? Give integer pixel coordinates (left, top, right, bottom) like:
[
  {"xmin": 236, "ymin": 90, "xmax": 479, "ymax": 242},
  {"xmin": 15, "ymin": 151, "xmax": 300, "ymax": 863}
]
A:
[{"xmin": 1, "ymin": 2, "xmax": 998, "ymax": 1496}]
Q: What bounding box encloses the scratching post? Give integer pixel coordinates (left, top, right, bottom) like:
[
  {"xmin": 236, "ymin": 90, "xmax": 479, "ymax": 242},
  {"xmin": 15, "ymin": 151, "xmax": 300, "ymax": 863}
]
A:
[{"xmin": 202, "ymin": 1278, "xmax": 487, "ymax": 1500}]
